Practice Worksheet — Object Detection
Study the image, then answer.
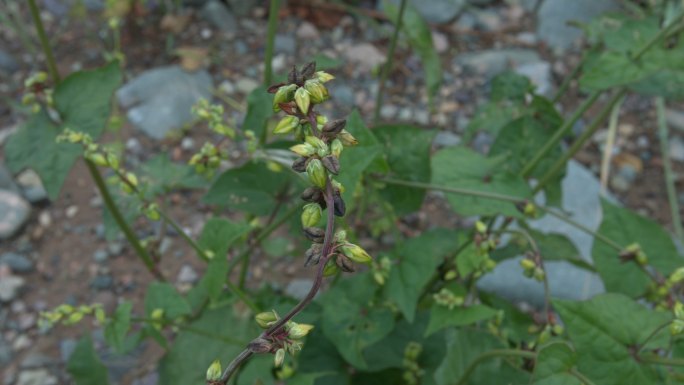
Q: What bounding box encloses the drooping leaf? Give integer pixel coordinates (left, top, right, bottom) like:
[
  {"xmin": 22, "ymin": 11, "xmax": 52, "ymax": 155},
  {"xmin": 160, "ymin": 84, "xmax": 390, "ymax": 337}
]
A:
[
  {"xmin": 158, "ymin": 306, "xmax": 254, "ymax": 385},
  {"xmin": 201, "ymin": 255, "xmax": 229, "ymax": 302},
  {"xmin": 144, "ymin": 282, "xmax": 192, "ymax": 319},
  {"xmin": 6, "ymin": 62, "xmax": 122, "ymax": 198},
  {"xmin": 383, "ymin": 0, "xmax": 443, "ymax": 105},
  {"xmin": 554, "ymin": 293, "xmax": 672, "ymax": 385},
  {"xmin": 425, "ymin": 304, "xmax": 498, "ymax": 337},
  {"xmin": 242, "ymin": 85, "xmax": 274, "ymax": 140},
  {"xmin": 198, "ymin": 218, "xmax": 251, "ymax": 258},
  {"xmin": 593, "ymin": 199, "xmax": 682, "ymax": 297},
  {"xmin": 374, "ymin": 124, "xmax": 435, "ymax": 215},
  {"xmin": 104, "ymin": 301, "xmax": 133, "ymax": 354},
  {"xmin": 384, "ymin": 228, "xmax": 462, "ymax": 322},
  {"xmin": 298, "ymin": 328, "xmax": 351, "ymax": 385},
  {"xmin": 204, "ymin": 161, "xmax": 293, "ymax": 216},
  {"xmin": 67, "ymin": 335, "xmax": 111, "ymax": 385},
  {"xmin": 321, "ymin": 273, "xmax": 395, "ymax": 369},
  {"xmin": 532, "ymin": 342, "xmax": 582, "ymax": 385},
  {"xmin": 431, "ymin": 146, "xmax": 531, "ymax": 217}
]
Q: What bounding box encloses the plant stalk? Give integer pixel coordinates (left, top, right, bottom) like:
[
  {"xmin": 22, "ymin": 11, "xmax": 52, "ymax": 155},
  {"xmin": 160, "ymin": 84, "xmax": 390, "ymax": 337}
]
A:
[
  {"xmin": 28, "ymin": 0, "xmax": 60, "ymax": 84},
  {"xmin": 373, "ymin": 0, "xmax": 407, "ymax": 124},
  {"xmin": 263, "ymin": 0, "xmax": 281, "ymax": 87},
  {"xmin": 599, "ymin": 95, "xmax": 625, "ymax": 194},
  {"xmin": 656, "ymin": 97, "xmax": 684, "ymax": 245}
]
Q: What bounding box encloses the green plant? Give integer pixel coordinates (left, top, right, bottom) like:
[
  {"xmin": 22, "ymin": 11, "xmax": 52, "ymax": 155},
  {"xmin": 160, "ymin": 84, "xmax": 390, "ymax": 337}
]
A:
[{"xmin": 7, "ymin": 2, "xmax": 684, "ymax": 385}]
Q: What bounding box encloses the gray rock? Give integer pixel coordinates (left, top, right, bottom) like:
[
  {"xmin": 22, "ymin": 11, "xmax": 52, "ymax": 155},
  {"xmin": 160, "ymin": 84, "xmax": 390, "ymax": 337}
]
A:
[
  {"xmin": 0, "ymin": 163, "xmax": 20, "ymax": 193},
  {"xmin": 433, "ymin": 131, "xmax": 462, "ymax": 148},
  {"xmin": 380, "ymin": 105, "xmax": 398, "ymax": 120},
  {"xmin": 91, "ymin": 275, "xmax": 114, "ymax": 290},
  {"xmin": 537, "ymin": 0, "xmax": 620, "ymax": 52},
  {"xmin": 180, "ymin": 137, "xmax": 195, "ymax": 151},
  {"xmin": 514, "ymin": 61, "xmax": 553, "ymax": 96},
  {"xmin": 0, "ymin": 274, "xmax": 25, "ymax": 302},
  {"xmin": 117, "ymin": 66, "xmax": 213, "ymax": 140},
  {"xmin": 285, "ymin": 278, "xmax": 315, "ymax": 301},
  {"xmin": 200, "ymin": 0, "xmax": 237, "ymax": 33},
  {"xmin": 468, "ymin": 0, "xmax": 496, "ymax": 5},
  {"xmin": 274, "ymin": 35, "xmax": 297, "ymax": 55},
  {"xmin": 341, "ymin": 43, "xmax": 387, "ymax": 70},
  {"xmin": 0, "ymin": 253, "xmax": 34, "ymax": 273},
  {"xmin": 456, "ymin": 49, "xmax": 540, "ymax": 78},
  {"xmin": 20, "ymin": 353, "xmax": 54, "ymax": 369},
  {"xmin": 610, "ymin": 164, "xmax": 638, "ymax": 192},
  {"xmin": 177, "ymin": 264, "xmax": 199, "ymax": 284},
  {"xmin": 225, "ymin": 0, "xmax": 258, "ymax": 17},
  {"xmin": 474, "ymin": 9, "xmax": 503, "ymax": 31},
  {"xmin": 235, "ymin": 77, "xmax": 259, "ymax": 95},
  {"xmin": 0, "ymin": 189, "xmax": 31, "ymax": 240},
  {"xmin": 670, "ymin": 136, "xmax": 684, "ymax": 162},
  {"xmin": 16, "ymin": 369, "xmax": 58, "ymax": 385},
  {"xmin": 331, "ymin": 84, "xmax": 355, "ymax": 108},
  {"xmin": 472, "ymin": 131, "xmax": 493, "ymax": 154},
  {"xmin": 478, "ymin": 161, "xmax": 607, "ymax": 306},
  {"xmin": 0, "ymin": 49, "xmax": 19, "ymax": 73},
  {"xmin": 93, "ymin": 249, "xmax": 109, "ymax": 264},
  {"xmin": 107, "ymin": 242, "xmax": 124, "ymax": 256},
  {"xmin": 59, "ymin": 339, "xmax": 76, "ymax": 363},
  {"xmin": 16, "ymin": 170, "xmax": 48, "ymax": 203},
  {"xmin": 0, "ymin": 337, "xmax": 12, "ymax": 365},
  {"xmin": 296, "ymin": 22, "xmax": 320, "ymax": 40},
  {"xmin": 667, "ymin": 109, "xmax": 684, "ymax": 132},
  {"xmin": 410, "ymin": 0, "xmax": 466, "ymax": 24}
]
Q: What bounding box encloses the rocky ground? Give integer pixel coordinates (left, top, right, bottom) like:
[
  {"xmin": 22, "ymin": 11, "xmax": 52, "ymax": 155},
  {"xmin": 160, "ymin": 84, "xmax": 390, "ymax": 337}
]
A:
[{"xmin": 2, "ymin": 0, "xmax": 684, "ymax": 384}]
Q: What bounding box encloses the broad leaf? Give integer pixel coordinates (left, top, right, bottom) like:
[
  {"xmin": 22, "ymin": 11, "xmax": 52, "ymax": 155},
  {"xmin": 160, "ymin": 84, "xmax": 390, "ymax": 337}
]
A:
[
  {"xmin": 431, "ymin": 147, "xmax": 531, "ymax": 216},
  {"xmin": 144, "ymin": 282, "xmax": 192, "ymax": 319},
  {"xmin": 138, "ymin": 154, "xmax": 206, "ymax": 195},
  {"xmin": 204, "ymin": 161, "xmax": 292, "ymax": 216},
  {"xmin": 6, "ymin": 62, "xmax": 122, "ymax": 199},
  {"xmin": 425, "ymin": 304, "xmax": 498, "ymax": 336},
  {"xmin": 201, "ymin": 255, "xmax": 229, "ymax": 302},
  {"xmin": 67, "ymin": 335, "xmax": 111, "ymax": 385},
  {"xmin": 384, "ymin": 228, "xmax": 461, "ymax": 322},
  {"xmin": 104, "ymin": 301, "xmax": 132, "ymax": 354},
  {"xmin": 242, "ymin": 85, "xmax": 273, "ymax": 140},
  {"xmin": 593, "ymin": 199, "xmax": 682, "ymax": 297},
  {"xmin": 554, "ymin": 293, "xmax": 672, "ymax": 385},
  {"xmin": 374, "ymin": 124, "xmax": 435, "ymax": 215},
  {"xmin": 532, "ymin": 342, "xmax": 582, "ymax": 385},
  {"xmin": 383, "ymin": 0, "xmax": 442, "ymax": 105},
  {"xmin": 321, "ymin": 273, "xmax": 395, "ymax": 369},
  {"xmin": 198, "ymin": 218, "xmax": 251, "ymax": 258},
  {"xmin": 298, "ymin": 328, "xmax": 351, "ymax": 385}
]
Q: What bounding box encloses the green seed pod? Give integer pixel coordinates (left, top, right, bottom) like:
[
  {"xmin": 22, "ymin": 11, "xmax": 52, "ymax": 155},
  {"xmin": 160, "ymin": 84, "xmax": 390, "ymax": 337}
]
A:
[
  {"xmin": 274, "ymin": 115, "xmax": 299, "ymax": 135},
  {"xmin": 295, "ymin": 87, "xmax": 311, "ymax": 114},
  {"xmin": 675, "ymin": 302, "xmax": 684, "ymax": 320},
  {"xmin": 301, "ymin": 203, "xmax": 322, "ymax": 227},
  {"xmin": 89, "ymin": 153, "xmax": 108, "ymax": 167},
  {"xmin": 337, "ymin": 130, "xmax": 358, "ymax": 146},
  {"xmin": 331, "ymin": 139, "xmax": 343, "ymax": 158},
  {"xmin": 273, "ymin": 84, "xmax": 296, "ymax": 112},
  {"xmin": 255, "ymin": 311, "xmax": 278, "ymax": 329},
  {"xmin": 306, "ymin": 159, "xmax": 327, "ymax": 188},
  {"xmin": 323, "ymin": 259, "xmax": 340, "ymax": 277},
  {"xmin": 341, "ymin": 243, "xmax": 372, "ymax": 264},
  {"xmin": 287, "ymin": 322, "xmax": 314, "ymax": 339},
  {"xmin": 106, "ymin": 153, "xmax": 120, "ymax": 170},
  {"xmin": 315, "ymin": 71, "xmax": 335, "ymax": 83},
  {"xmin": 290, "ymin": 143, "xmax": 316, "ymax": 157},
  {"xmin": 274, "ymin": 348, "xmax": 286, "ymax": 367},
  {"xmin": 305, "ymin": 135, "xmax": 328, "ymax": 151},
  {"xmin": 519, "ymin": 258, "xmax": 536, "ymax": 271},
  {"xmin": 206, "ymin": 359, "xmax": 222, "ymax": 382},
  {"xmin": 533, "ymin": 267, "xmax": 545, "ymax": 282},
  {"xmin": 304, "ymin": 79, "xmax": 329, "ymax": 104},
  {"xmin": 334, "ymin": 229, "xmax": 347, "ymax": 242}
]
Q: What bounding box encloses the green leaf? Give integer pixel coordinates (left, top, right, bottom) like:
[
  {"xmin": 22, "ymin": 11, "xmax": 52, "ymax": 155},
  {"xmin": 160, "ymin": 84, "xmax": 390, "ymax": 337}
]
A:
[
  {"xmin": 425, "ymin": 304, "xmax": 498, "ymax": 337},
  {"xmin": 104, "ymin": 301, "xmax": 132, "ymax": 354},
  {"xmin": 138, "ymin": 154, "xmax": 206, "ymax": 195},
  {"xmin": 237, "ymin": 355, "xmax": 275, "ymax": 385},
  {"xmin": 594, "ymin": 199, "xmax": 682, "ymax": 297},
  {"xmin": 298, "ymin": 328, "xmax": 351, "ymax": 385},
  {"xmin": 374, "ymin": 124, "xmax": 435, "ymax": 215},
  {"xmin": 321, "ymin": 273, "xmax": 395, "ymax": 369},
  {"xmin": 532, "ymin": 342, "xmax": 581, "ymax": 385},
  {"xmin": 158, "ymin": 306, "xmax": 254, "ymax": 385},
  {"xmin": 455, "ymin": 242, "xmax": 487, "ymax": 277},
  {"xmin": 243, "ymin": 85, "xmax": 273, "ymax": 140},
  {"xmin": 384, "ymin": 228, "xmax": 462, "ymax": 322},
  {"xmin": 201, "ymin": 255, "xmax": 229, "ymax": 302},
  {"xmin": 198, "ymin": 218, "xmax": 251, "ymax": 258},
  {"xmin": 336, "ymin": 110, "xmax": 383, "ymax": 206},
  {"xmin": 490, "ymin": 72, "xmax": 533, "ymax": 103},
  {"xmin": 431, "ymin": 147, "xmax": 531, "ymax": 217},
  {"xmin": 6, "ymin": 62, "xmax": 122, "ymax": 198},
  {"xmin": 144, "ymin": 282, "xmax": 192, "ymax": 319},
  {"xmin": 204, "ymin": 161, "xmax": 292, "ymax": 216},
  {"xmin": 554, "ymin": 293, "xmax": 672, "ymax": 385},
  {"xmin": 434, "ymin": 329, "xmax": 530, "ymax": 385},
  {"xmin": 383, "ymin": 1, "xmax": 442, "ymax": 105},
  {"xmin": 67, "ymin": 335, "xmax": 111, "ymax": 385}
]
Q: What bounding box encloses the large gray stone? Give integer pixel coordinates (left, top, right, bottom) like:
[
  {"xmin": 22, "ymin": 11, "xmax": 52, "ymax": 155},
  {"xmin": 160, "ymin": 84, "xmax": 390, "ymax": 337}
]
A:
[
  {"xmin": 0, "ymin": 49, "xmax": 19, "ymax": 73},
  {"xmin": 411, "ymin": 0, "xmax": 466, "ymax": 24},
  {"xmin": 537, "ymin": 0, "xmax": 620, "ymax": 52},
  {"xmin": 117, "ymin": 66, "xmax": 213, "ymax": 140},
  {"xmin": 514, "ymin": 61, "xmax": 553, "ymax": 96},
  {"xmin": 0, "ymin": 253, "xmax": 34, "ymax": 274},
  {"xmin": 200, "ymin": 0, "xmax": 237, "ymax": 33},
  {"xmin": 478, "ymin": 161, "xmax": 607, "ymax": 307},
  {"xmin": 455, "ymin": 49, "xmax": 540, "ymax": 78},
  {"xmin": 0, "ymin": 189, "xmax": 30, "ymax": 240}
]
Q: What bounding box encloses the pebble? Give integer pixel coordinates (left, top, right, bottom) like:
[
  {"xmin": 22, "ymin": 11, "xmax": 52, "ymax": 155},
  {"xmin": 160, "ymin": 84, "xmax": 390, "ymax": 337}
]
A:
[
  {"xmin": 181, "ymin": 137, "xmax": 195, "ymax": 151},
  {"xmin": 380, "ymin": 104, "xmax": 398, "ymax": 120},
  {"xmin": 410, "ymin": 0, "xmax": 465, "ymax": 24},
  {"xmin": 455, "ymin": 49, "xmax": 540, "ymax": 78},
  {"xmin": 432, "ymin": 31, "xmax": 449, "ymax": 53},
  {"xmin": 65, "ymin": 205, "xmax": 79, "ymax": 219},
  {"xmin": 12, "ymin": 335, "xmax": 31, "ymax": 351},
  {"xmin": 17, "ymin": 313, "xmax": 36, "ymax": 331},
  {"xmin": 274, "ymin": 35, "xmax": 297, "ymax": 55},
  {"xmin": 0, "ymin": 189, "xmax": 31, "ymax": 240},
  {"xmin": 107, "ymin": 242, "xmax": 124, "ymax": 256},
  {"xmin": 666, "ymin": 109, "xmax": 684, "ymax": 132},
  {"xmin": 177, "ymin": 264, "xmax": 199, "ymax": 284},
  {"xmin": 219, "ymin": 80, "xmax": 236, "ymax": 95},
  {"xmin": 0, "ymin": 268, "xmax": 25, "ymax": 302},
  {"xmin": 38, "ymin": 211, "xmax": 52, "ymax": 227},
  {"xmin": 341, "ymin": 43, "xmax": 387, "ymax": 70},
  {"xmin": 331, "ymin": 84, "xmax": 355, "ymax": 108},
  {"xmin": 91, "ymin": 275, "xmax": 114, "ymax": 290},
  {"xmin": 126, "ymin": 137, "xmax": 143, "ymax": 154},
  {"xmin": 296, "ymin": 22, "xmax": 320, "ymax": 40},
  {"xmin": 16, "ymin": 369, "xmax": 58, "ymax": 385},
  {"xmin": 0, "ymin": 253, "xmax": 34, "ymax": 273},
  {"xmin": 271, "ymin": 54, "xmax": 286, "ymax": 73},
  {"xmin": 93, "ymin": 249, "xmax": 109, "ymax": 263},
  {"xmin": 433, "ymin": 131, "xmax": 462, "ymax": 148},
  {"xmin": 15, "ymin": 170, "xmax": 48, "ymax": 203},
  {"xmin": 236, "ymin": 77, "xmax": 259, "ymax": 94},
  {"xmin": 200, "ymin": 0, "xmax": 238, "ymax": 33},
  {"xmin": 670, "ymin": 136, "xmax": 684, "ymax": 162}
]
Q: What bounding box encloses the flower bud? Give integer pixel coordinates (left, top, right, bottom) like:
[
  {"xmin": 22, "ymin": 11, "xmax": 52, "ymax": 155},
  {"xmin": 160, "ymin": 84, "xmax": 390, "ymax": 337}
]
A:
[
  {"xmin": 519, "ymin": 258, "xmax": 536, "ymax": 271},
  {"xmin": 306, "ymin": 159, "xmax": 327, "ymax": 188},
  {"xmin": 671, "ymin": 319, "xmax": 684, "ymax": 335},
  {"xmin": 341, "ymin": 243, "xmax": 372, "ymax": 264},
  {"xmin": 288, "ymin": 66, "xmax": 298, "ymax": 84},
  {"xmin": 331, "ymin": 179, "xmax": 345, "ymax": 193},
  {"xmin": 304, "ymin": 80, "xmax": 329, "ymax": 104},
  {"xmin": 300, "ymin": 62, "xmax": 316, "ymax": 79},
  {"xmin": 143, "ymin": 203, "xmax": 161, "ymax": 221},
  {"xmin": 333, "ymin": 193, "xmax": 346, "ymax": 217},
  {"xmin": 304, "ymin": 243, "xmax": 323, "ymax": 266},
  {"xmin": 126, "ymin": 172, "xmax": 138, "ymax": 188},
  {"xmin": 475, "ymin": 221, "xmax": 487, "ymax": 234},
  {"xmin": 255, "ymin": 311, "xmax": 278, "ymax": 329},
  {"xmin": 274, "ymin": 115, "xmax": 299, "ymax": 135},
  {"xmin": 336, "ymin": 255, "xmax": 355, "ymax": 272},
  {"xmin": 323, "ymin": 259, "xmax": 340, "ymax": 276},
  {"xmin": 301, "ymin": 203, "xmax": 322, "ymax": 227},
  {"xmin": 305, "ymin": 135, "xmax": 328, "ymax": 151},
  {"xmin": 287, "ymin": 322, "xmax": 314, "ymax": 339},
  {"xmin": 290, "ymin": 143, "xmax": 316, "ymax": 157},
  {"xmin": 206, "ymin": 359, "xmax": 222, "ymax": 382},
  {"xmin": 291, "ymin": 157, "xmax": 308, "ymax": 173},
  {"xmin": 274, "ymin": 348, "xmax": 286, "ymax": 367},
  {"xmin": 295, "ymin": 87, "xmax": 311, "ymax": 114},
  {"xmin": 303, "ymin": 227, "xmax": 325, "ymax": 243},
  {"xmin": 321, "ymin": 155, "xmax": 340, "ymax": 175},
  {"xmin": 248, "ymin": 337, "xmax": 273, "ymax": 354},
  {"xmin": 315, "ymin": 71, "xmax": 335, "ymax": 83},
  {"xmin": 331, "ymin": 139, "xmax": 343, "ymax": 158},
  {"xmin": 337, "ymin": 130, "xmax": 358, "ymax": 146},
  {"xmin": 533, "ymin": 267, "xmax": 545, "ymax": 282},
  {"xmin": 89, "ymin": 153, "xmax": 109, "ymax": 167},
  {"xmin": 670, "ymin": 267, "xmax": 684, "ymax": 284},
  {"xmin": 334, "ymin": 229, "xmax": 347, "ymax": 242},
  {"xmin": 273, "ymin": 84, "xmax": 296, "ymax": 112},
  {"xmin": 323, "ymin": 120, "xmax": 346, "ymax": 137}
]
